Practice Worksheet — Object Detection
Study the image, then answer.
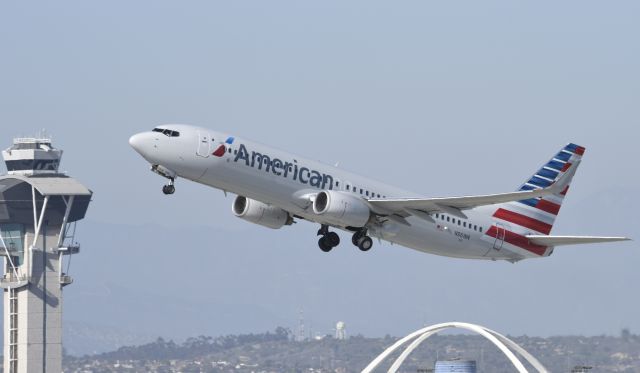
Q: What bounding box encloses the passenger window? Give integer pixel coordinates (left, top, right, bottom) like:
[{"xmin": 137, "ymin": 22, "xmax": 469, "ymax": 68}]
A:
[
  {"xmin": 479, "ymin": 227, "xmax": 483, "ymax": 233},
  {"xmin": 463, "ymin": 222, "xmax": 466, "ymax": 228},
  {"xmin": 366, "ymin": 191, "xmax": 369, "ymax": 196},
  {"xmin": 458, "ymin": 220, "xmax": 461, "ymax": 226},
  {"xmin": 446, "ymin": 216, "xmax": 450, "ymax": 222},
  {"xmin": 360, "ymin": 188, "xmax": 363, "ymax": 194},
  {"xmin": 435, "ymin": 214, "xmax": 439, "ymax": 219}
]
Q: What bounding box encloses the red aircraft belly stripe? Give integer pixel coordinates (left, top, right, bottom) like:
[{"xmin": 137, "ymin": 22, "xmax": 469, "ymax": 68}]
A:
[
  {"xmin": 535, "ymin": 199, "xmax": 561, "ymax": 215},
  {"xmin": 493, "ymin": 208, "xmax": 553, "ymax": 234},
  {"xmin": 486, "ymin": 226, "xmax": 547, "ymax": 256}
]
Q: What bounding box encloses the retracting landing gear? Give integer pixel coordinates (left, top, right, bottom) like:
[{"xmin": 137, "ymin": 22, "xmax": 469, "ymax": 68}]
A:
[
  {"xmin": 151, "ymin": 165, "xmax": 178, "ymax": 195},
  {"xmin": 162, "ymin": 178, "xmax": 175, "ymax": 195},
  {"xmin": 316, "ymin": 226, "xmax": 373, "ymax": 252},
  {"xmin": 352, "ymin": 230, "xmax": 373, "ymax": 251},
  {"xmin": 317, "ymin": 225, "xmax": 340, "ymax": 252}
]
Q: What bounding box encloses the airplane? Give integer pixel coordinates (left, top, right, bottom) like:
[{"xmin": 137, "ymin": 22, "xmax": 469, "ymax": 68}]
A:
[{"xmin": 129, "ymin": 124, "xmax": 630, "ymax": 262}]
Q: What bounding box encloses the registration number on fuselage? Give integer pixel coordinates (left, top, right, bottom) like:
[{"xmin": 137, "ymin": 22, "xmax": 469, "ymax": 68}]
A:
[{"xmin": 454, "ymin": 231, "xmax": 471, "ymax": 241}]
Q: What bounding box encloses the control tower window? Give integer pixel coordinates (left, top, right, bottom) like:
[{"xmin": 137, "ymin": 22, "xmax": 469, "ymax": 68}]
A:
[
  {"xmin": 14, "ymin": 143, "xmax": 39, "ymax": 150},
  {"xmin": 0, "ymin": 224, "xmax": 24, "ymax": 265}
]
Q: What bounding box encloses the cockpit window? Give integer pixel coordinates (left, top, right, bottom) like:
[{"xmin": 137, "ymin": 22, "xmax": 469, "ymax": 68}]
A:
[{"xmin": 152, "ymin": 128, "xmax": 180, "ymax": 137}]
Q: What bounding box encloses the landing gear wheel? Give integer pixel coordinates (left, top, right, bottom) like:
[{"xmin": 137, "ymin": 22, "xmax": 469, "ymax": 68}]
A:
[
  {"xmin": 352, "ymin": 231, "xmax": 363, "ymax": 246},
  {"xmin": 162, "ymin": 184, "xmax": 175, "ymax": 195},
  {"xmin": 327, "ymin": 232, "xmax": 340, "ymax": 247},
  {"xmin": 318, "ymin": 237, "xmax": 333, "ymax": 252},
  {"xmin": 357, "ymin": 236, "xmax": 373, "ymax": 252},
  {"xmin": 316, "ymin": 225, "xmax": 340, "ymax": 252}
]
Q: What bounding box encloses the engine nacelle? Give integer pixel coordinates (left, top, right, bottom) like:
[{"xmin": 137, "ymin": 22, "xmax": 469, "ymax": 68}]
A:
[
  {"xmin": 312, "ymin": 190, "xmax": 371, "ymax": 228},
  {"xmin": 232, "ymin": 196, "xmax": 293, "ymax": 229}
]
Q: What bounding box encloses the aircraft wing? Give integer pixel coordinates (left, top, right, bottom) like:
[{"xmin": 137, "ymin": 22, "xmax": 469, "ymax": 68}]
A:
[
  {"xmin": 525, "ymin": 235, "xmax": 631, "ymax": 247},
  {"xmin": 367, "ymin": 161, "xmax": 579, "ymax": 219}
]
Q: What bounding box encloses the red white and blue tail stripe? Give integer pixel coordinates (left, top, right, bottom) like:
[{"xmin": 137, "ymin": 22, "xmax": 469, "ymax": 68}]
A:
[{"xmin": 486, "ymin": 143, "xmax": 585, "ymax": 256}]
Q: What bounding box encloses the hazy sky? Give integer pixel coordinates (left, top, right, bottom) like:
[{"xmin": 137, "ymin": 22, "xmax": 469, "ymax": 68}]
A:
[{"xmin": 1, "ymin": 1, "xmax": 639, "ymax": 348}]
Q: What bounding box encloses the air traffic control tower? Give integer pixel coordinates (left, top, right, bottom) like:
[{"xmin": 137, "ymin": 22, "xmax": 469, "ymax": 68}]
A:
[{"xmin": 0, "ymin": 136, "xmax": 91, "ymax": 372}]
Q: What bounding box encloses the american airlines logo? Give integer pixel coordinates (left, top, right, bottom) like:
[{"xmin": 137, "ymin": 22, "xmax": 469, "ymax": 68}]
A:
[
  {"xmin": 212, "ymin": 136, "xmax": 235, "ymax": 157},
  {"xmin": 232, "ymin": 143, "xmax": 335, "ymax": 190}
]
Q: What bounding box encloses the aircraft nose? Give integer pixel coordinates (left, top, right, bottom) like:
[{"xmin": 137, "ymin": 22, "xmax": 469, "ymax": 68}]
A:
[{"xmin": 129, "ymin": 133, "xmax": 148, "ymax": 154}]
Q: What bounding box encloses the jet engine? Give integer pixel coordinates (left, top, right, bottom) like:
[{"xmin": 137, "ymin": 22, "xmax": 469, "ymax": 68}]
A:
[
  {"xmin": 312, "ymin": 190, "xmax": 371, "ymax": 228},
  {"xmin": 232, "ymin": 196, "xmax": 293, "ymax": 229}
]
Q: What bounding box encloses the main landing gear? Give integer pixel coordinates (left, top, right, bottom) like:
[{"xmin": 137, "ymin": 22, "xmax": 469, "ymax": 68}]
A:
[
  {"xmin": 317, "ymin": 225, "xmax": 340, "ymax": 252},
  {"xmin": 162, "ymin": 179, "xmax": 175, "ymax": 195},
  {"xmin": 316, "ymin": 225, "xmax": 373, "ymax": 252},
  {"xmin": 352, "ymin": 230, "xmax": 373, "ymax": 251}
]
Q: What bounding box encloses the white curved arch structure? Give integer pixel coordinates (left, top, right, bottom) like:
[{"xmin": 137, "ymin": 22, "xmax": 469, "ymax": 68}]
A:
[{"xmin": 361, "ymin": 322, "xmax": 548, "ymax": 373}]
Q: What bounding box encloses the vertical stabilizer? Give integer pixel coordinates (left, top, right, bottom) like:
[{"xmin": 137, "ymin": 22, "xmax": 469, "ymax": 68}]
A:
[{"xmin": 491, "ymin": 143, "xmax": 585, "ymax": 237}]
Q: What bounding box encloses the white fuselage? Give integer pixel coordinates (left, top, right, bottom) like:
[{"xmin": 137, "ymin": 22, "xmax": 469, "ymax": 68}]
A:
[{"xmin": 129, "ymin": 124, "xmax": 535, "ymax": 261}]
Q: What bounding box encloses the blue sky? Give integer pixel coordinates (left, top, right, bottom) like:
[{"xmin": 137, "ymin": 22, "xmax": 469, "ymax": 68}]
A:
[{"xmin": 1, "ymin": 1, "xmax": 638, "ymax": 351}]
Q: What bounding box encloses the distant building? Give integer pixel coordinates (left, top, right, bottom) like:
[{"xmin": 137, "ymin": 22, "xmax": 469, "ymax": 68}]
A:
[
  {"xmin": 434, "ymin": 360, "xmax": 477, "ymax": 373},
  {"xmin": 296, "ymin": 310, "xmax": 306, "ymax": 342},
  {"xmin": 335, "ymin": 321, "xmax": 347, "ymax": 340},
  {"xmin": 362, "ymin": 322, "xmax": 548, "ymax": 373}
]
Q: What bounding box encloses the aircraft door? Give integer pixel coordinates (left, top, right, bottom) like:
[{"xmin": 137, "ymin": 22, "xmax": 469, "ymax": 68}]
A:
[
  {"xmin": 197, "ymin": 132, "xmax": 212, "ymax": 157},
  {"xmin": 492, "ymin": 222, "xmax": 506, "ymax": 250}
]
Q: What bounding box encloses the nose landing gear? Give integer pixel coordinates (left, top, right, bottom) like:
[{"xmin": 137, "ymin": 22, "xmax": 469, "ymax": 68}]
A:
[
  {"xmin": 151, "ymin": 165, "xmax": 178, "ymax": 195},
  {"xmin": 162, "ymin": 179, "xmax": 175, "ymax": 195}
]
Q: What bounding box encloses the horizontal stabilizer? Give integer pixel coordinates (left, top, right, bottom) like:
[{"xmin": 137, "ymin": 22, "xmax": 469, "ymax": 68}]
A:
[{"xmin": 525, "ymin": 235, "xmax": 631, "ymax": 247}]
